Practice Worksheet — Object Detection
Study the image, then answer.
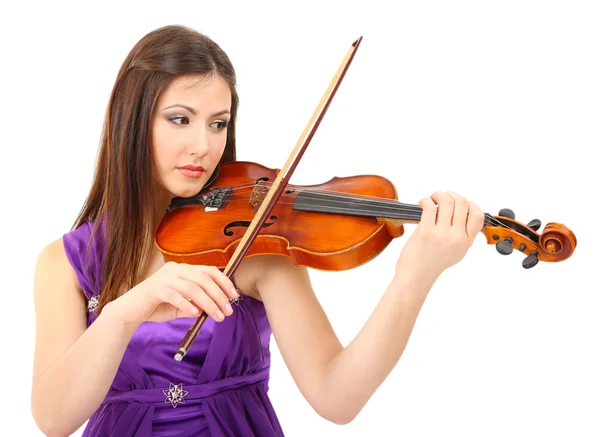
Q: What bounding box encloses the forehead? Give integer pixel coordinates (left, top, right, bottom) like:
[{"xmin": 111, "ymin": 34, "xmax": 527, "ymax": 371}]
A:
[{"xmin": 158, "ymin": 73, "xmax": 231, "ymax": 109}]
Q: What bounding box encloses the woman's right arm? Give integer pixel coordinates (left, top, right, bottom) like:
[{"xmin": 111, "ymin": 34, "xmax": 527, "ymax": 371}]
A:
[
  {"xmin": 30, "ymin": 237, "xmax": 238, "ymax": 436},
  {"xmin": 30, "ymin": 238, "xmax": 141, "ymax": 436}
]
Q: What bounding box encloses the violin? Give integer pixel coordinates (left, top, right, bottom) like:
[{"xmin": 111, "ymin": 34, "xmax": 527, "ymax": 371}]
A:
[
  {"xmin": 155, "ymin": 160, "xmax": 576, "ymax": 271},
  {"xmin": 155, "ymin": 37, "xmax": 577, "ymax": 361}
]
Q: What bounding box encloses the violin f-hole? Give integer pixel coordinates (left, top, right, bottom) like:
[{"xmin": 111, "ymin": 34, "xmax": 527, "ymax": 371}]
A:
[{"xmin": 224, "ymin": 215, "xmax": 278, "ymax": 236}]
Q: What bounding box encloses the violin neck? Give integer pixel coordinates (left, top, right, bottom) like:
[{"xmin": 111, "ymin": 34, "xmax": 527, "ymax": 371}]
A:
[
  {"xmin": 293, "ymin": 189, "xmax": 422, "ymax": 223},
  {"xmin": 293, "ymin": 189, "xmax": 496, "ymax": 227}
]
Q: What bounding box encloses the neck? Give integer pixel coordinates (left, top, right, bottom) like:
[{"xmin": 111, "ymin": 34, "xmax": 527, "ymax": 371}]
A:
[{"xmin": 154, "ymin": 187, "xmax": 174, "ymax": 229}]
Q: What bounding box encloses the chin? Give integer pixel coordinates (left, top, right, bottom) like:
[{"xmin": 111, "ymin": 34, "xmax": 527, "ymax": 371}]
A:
[
  {"xmin": 164, "ymin": 172, "xmax": 212, "ymax": 199},
  {"xmin": 171, "ymin": 185, "xmax": 205, "ymax": 198}
]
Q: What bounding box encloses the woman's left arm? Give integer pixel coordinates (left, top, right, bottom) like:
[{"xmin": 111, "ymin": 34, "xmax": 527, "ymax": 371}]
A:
[
  {"xmin": 255, "ymin": 255, "xmax": 430, "ymax": 425},
  {"xmin": 254, "ymin": 191, "xmax": 484, "ymax": 425}
]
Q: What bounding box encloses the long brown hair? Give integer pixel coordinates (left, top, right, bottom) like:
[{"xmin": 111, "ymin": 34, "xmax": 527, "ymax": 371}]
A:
[{"xmin": 72, "ymin": 25, "xmax": 238, "ymax": 314}]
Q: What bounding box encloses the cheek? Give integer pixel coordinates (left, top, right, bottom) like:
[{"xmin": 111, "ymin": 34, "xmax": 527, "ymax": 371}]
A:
[
  {"xmin": 209, "ymin": 136, "xmax": 228, "ymax": 159},
  {"xmin": 152, "ymin": 128, "xmax": 181, "ymax": 170},
  {"xmin": 154, "ymin": 141, "xmax": 173, "ymax": 168}
]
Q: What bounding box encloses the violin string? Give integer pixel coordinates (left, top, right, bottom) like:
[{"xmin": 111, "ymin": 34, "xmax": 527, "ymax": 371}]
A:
[
  {"xmin": 210, "ymin": 182, "xmax": 503, "ymax": 220},
  {"xmin": 192, "ymin": 182, "xmax": 511, "ymax": 229},
  {"xmin": 190, "ymin": 195, "xmax": 508, "ymax": 230},
  {"xmin": 215, "ymin": 182, "xmax": 420, "ymax": 208},
  {"xmin": 212, "ymin": 183, "xmax": 510, "ymax": 229},
  {"xmin": 217, "ymin": 198, "xmax": 509, "ymax": 229},
  {"xmin": 208, "ymin": 199, "xmax": 509, "ymax": 231},
  {"xmin": 205, "ymin": 183, "xmax": 428, "ymax": 213}
]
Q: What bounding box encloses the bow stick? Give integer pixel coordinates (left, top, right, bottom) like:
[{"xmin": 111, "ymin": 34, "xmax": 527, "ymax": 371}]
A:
[{"xmin": 174, "ymin": 36, "xmax": 364, "ymax": 361}]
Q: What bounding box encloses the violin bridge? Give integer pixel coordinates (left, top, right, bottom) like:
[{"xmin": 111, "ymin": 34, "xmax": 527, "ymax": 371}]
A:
[{"xmin": 250, "ymin": 182, "xmax": 269, "ymax": 213}]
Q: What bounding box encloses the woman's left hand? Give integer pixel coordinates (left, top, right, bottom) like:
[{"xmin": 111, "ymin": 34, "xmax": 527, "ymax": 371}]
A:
[{"xmin": 394, "ymin": 191, "xmax": 485, "ymax": 289}]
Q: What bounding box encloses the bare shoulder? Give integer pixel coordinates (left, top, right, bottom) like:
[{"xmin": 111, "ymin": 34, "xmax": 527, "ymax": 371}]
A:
[
  {"xmin": 34, "ymin": 236, "xmax": 84, "ymax": 297},
  {"xmin": 235, "ymin": 254, "xmax": 312, "ymax": 302},
  {"xmin": 32, "ymin": 237, "xmax": 88, "ymax": 386}
]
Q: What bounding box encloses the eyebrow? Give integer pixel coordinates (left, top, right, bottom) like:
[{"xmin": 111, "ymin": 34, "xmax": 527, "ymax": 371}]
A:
[{"xmin": 161, "ymin": 104, "xmax": 230, "ymax": 117}]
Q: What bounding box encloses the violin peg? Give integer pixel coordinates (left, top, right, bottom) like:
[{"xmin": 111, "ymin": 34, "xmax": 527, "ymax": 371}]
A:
[
  {"xmin": 498, "ymin": 208, "xmax": 515, "ymax": 219},
  {"xmin": 527, "ymin": 219, "xmax": 541, "ymax": 231},
  {"xmin": 496, "ymin": 237, "xmax": 513, "ymax": 255},
  {"xmin": 522, "ymin": 250, "xmax": 539, "ymax": 269}
]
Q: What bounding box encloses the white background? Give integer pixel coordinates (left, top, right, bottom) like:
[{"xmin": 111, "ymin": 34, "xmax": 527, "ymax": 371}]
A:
[{"xmin": 1, "ymin": 0, "xmax": 598, "ymax": 435}]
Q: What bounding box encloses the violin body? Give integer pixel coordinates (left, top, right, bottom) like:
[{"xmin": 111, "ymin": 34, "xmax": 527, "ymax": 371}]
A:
[{"xmin": 155, "ymin": 161, "xmax": 405, "ymax": 271}]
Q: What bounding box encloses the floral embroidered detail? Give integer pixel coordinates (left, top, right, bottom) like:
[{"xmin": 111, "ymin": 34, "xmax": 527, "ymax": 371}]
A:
[
  {"xmin": 87, "ymin": 296, "xmax": 99, "ymax": 312},
  {"xmin": 163, "ymin": 383, "xmax": 188, "ymax": 408}
]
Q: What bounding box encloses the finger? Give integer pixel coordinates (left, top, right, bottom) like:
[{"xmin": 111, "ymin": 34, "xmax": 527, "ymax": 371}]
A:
[
  {"xmin": 431, "ymin": 191, "xmax": 454, "ymax": 227},
  {"xmin": 159, "ymin": 287, "xmax": 200, "ymax": 318},
  {"xmin": 173, "ymin": 265, "xmax": 235, "ymax": 318},
  {"xmin": 418, "ymin": 197, "xmax": 437, "ymax": 228},
  {"xmin": 174, "ymin": 306, "xmax": 199, "ymax": 319},
  {"xmin": 169, "ymin": 277, "xmax": 225, "ymax": 321},
  {"xmin": 447, "ymin": 191, "xmax": 469, "ymax": 228},
  {"xmin": 466, "ymin": 201, "xmax": 485, "ymax": 242},
  {"xmin": 192, "ymin": 265, "xmax": 238, "ymax": 299},
  {"xmin": 193, "ymin": 272, "xmax": 233, "ymax": 316}
]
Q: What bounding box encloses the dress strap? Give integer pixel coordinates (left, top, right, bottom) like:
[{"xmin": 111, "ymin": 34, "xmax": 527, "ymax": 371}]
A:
[
  {"xmin": 63, "ymin": 220, "xmax": 106, "ymax": 317},
  {"xmin": 63, "ymin": 221, "xmax": 96, "ymax": 298}
]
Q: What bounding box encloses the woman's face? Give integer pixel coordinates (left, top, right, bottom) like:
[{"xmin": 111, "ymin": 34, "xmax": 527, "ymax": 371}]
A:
[{"xmin": 152, "ymin": 73, "xmax": 231, "ymax": 199}]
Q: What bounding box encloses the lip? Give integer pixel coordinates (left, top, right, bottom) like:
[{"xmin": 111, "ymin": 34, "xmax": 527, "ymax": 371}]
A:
[
  {"xmin": 177, "ymin": 165, "xmax": 205, "ymax": 179},
  {"xmin": 177, "ymin": 165, "xmax": 206, "ymax": 171}
]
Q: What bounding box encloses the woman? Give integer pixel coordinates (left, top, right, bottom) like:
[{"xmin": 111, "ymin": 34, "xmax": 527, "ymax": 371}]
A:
[{"xmin": 30, "ymin": 24, "xmax": 484, "ymax": 436}]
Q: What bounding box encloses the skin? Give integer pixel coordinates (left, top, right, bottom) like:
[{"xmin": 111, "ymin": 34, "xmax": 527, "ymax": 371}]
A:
[{"xmin": 31, "ymin": 72, "xmax": 484, "ymax": 435}]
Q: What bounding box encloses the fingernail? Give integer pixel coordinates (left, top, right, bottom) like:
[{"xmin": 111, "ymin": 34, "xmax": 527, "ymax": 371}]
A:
[
  {"xmin": 190, "ymin": 306, "xmax": 199, "ymax": 314},
  {"xmin": 216, "ymin": 310, "xmax": 225, "ymax": 321},
  {"xmin": 225, "ymin": 303, "xmax": 232, "ymax": 315},
  {"xmin": 231, "ymin": 286, "xmax": 237, "ymax": 297}
]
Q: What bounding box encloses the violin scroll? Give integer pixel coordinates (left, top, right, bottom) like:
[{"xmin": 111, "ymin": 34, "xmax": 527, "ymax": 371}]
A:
[{"xmin": 481, "ymin": 208, "xmax": 577, "ymax": 268}]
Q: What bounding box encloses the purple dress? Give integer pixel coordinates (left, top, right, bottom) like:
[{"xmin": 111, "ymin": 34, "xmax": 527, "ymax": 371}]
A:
[{"xmin": 63, "ymin": 221, "xmax": 285, "ymax": 436}]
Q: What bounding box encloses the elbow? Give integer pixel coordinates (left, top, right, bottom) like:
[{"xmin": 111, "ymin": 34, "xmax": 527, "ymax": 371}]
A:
[
  {"xmin": 37, "ymin": 425, "xmax": 68, "ymax": 437},
  {"xmin": 31, "ymin": 396, "xmax": 76, "ymax": 437},
  {"xmin": 312, "ymin": 397, "xmax": 361, "ymax": 425},
  {"xmin": 325, "ymin": 414, "xmax": 357, "ymax": 426},
  {"xmin": 32, "ymin": 413, "xmax": 72, "ymax": 437},
  {"xmin": 31, "ymin": 406, "xmax": 56, "ymax": 437},
  {"xmin": 317, "ymin": 407, "xmax": 358, "ymax": 425},
  {"xmin": 31, "ymin": 412, "xmax": 57, "ymax": 437}
]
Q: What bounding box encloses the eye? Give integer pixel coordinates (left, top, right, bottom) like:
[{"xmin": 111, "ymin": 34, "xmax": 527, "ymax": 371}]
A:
[
  {"xmin": 168, "ymin": 115, "xmax": 189, "ymax": 125},
  {"xmin": 210, "ymin": 120, "xmax": 229, "ymax": 131}
]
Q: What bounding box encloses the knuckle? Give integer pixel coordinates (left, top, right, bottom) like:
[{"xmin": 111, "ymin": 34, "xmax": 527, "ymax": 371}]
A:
[
  {"xmin": 183, "ymin": 281, "xmax": 197, "ymax": 295},
  {"xmin": 164, "ymin": 288, "xmax": 179, "ymax": 303},
  {"xmin": 444, "ymin": 193, "xmax": 455, "ymax": 206},
  {"xmin": 215, "ymin": 288, "xmax": 230, "ymax": 305},
  {"xmin": 420, "ymin": 197, "xmax": 433, "ymax": 210},
  {"xmin": 195, "ymin": 271, "xmax": 209, "ymax": 283},
  {"xmin": 218, "ymin": 292, "xmax": 230, "ymax": 305},
  {"xmin": 431, "ymin": 190, "xmax": 443, "ymax": 198}
]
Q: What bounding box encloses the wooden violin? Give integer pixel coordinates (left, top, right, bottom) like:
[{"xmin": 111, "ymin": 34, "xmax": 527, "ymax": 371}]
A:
[
  {"xmin": 156, "ymin": 36, "xmax": 576, "ymax": 361},
  {"xmin": 155, "ymin": 160, "xmax": 576, "ymax": 271}
]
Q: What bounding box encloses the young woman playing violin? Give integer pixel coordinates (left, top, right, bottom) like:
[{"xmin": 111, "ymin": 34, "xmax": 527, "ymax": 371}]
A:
[{"xmin": 30, "ymin": 25, "xmax": 485, "ymax": 436}]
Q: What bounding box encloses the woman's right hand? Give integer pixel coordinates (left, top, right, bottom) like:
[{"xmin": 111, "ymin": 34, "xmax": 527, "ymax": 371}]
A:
[{"xmin": 104, "ymin": 261, "xmax": 239, "ymax": 326}]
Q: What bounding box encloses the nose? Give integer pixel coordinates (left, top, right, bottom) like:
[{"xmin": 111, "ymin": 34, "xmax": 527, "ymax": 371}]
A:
[{"xmin": 188, "ymin": 130, "xmax": 210, "ymax": 157}]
